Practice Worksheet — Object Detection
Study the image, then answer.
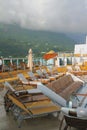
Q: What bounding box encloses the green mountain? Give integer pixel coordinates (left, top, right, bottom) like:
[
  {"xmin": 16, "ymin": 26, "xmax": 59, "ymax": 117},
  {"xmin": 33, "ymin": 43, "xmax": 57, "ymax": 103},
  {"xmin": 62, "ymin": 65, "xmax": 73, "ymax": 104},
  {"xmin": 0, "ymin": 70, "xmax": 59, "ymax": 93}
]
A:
[{"xmin": 0, "ymin": 23, "xmax": 75, "ymax": 57}]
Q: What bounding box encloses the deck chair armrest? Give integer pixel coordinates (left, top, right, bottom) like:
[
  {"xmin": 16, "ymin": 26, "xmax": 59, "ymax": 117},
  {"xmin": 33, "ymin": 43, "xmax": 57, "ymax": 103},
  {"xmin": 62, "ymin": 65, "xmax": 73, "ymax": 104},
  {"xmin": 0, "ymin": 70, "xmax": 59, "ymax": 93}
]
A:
[{"xmin": 15, "ymin": 90, "xmax": 28, "ymax": 96}]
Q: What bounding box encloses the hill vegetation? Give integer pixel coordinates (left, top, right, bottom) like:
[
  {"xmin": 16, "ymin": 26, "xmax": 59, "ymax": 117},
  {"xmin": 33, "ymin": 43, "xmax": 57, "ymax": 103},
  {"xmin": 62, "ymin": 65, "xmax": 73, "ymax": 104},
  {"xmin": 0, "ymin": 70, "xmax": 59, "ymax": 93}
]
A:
[{"xmin": 0, "ymin": 23, "xmax": 75, "ymax": 57}]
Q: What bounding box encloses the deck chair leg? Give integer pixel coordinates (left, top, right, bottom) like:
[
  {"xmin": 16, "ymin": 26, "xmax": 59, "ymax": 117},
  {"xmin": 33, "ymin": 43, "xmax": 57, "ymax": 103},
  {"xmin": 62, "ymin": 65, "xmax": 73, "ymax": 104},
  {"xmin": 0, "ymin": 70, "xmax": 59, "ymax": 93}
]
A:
[
  {"xmin": 59, "ymin": 115, "xmax": 65, "ymax": 130},
  {"xmin": 64, "ymin": 125, "xmax": 68, "ymax": 130},
  {"xmin": 68, "ymin": 126, "xmax": 71, "ymax": 130},
  {"xmin": 17, "ymin": 114, "xmax": 24, "ymax": 128},
  {"xmin": 12, "ymin": 106, "xmax": 22, "ymax": 121}
]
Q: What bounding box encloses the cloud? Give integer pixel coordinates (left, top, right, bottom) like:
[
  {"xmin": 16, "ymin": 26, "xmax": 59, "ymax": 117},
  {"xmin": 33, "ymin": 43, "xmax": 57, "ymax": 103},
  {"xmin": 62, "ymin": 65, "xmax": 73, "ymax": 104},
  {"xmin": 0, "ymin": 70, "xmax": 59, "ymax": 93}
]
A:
[{"xmin": 0, "ymin": 0, "xmax": 87, "ymax": 32}]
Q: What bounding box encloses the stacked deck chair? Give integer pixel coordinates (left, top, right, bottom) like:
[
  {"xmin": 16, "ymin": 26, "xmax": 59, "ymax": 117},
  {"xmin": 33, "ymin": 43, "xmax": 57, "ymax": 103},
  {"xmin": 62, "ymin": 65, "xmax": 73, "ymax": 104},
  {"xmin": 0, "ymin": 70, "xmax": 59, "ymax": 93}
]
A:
[{"xmin": 4, "ymin": 81, "xmax": 60, "ymax": 127}]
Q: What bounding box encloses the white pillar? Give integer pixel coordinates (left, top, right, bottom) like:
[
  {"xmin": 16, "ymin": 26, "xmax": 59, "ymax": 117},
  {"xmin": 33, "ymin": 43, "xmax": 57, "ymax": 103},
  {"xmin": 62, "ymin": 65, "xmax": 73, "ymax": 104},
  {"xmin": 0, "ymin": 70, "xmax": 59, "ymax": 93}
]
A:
[
  {"xmin": 64, "ymin": 57, "xmax": 67, "ymax": 66},
  {"xmin": 10, "ymin": 58, "xmax": 13, "ymax": 65},
  {"xmin": 17, "ymin": 59, "xmax": 19, "ymax": 69},
  {"xmin": 55, "ymin": 57, "xmax": 60, "ymax": 67}
]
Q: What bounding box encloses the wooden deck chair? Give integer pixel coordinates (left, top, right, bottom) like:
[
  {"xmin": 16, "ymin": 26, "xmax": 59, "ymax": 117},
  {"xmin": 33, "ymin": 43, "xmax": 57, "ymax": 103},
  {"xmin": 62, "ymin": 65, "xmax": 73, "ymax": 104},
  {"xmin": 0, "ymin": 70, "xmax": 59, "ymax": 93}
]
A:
[
  {"xmin": 4, "ymin": 81, "xmax": 27, "ymax": 95},
  {"xmin": 17, "ymin": 73, "xmax": 42, "ymax": 86},
  {"xmin": 4, "ymin": 81, "xmax": 15, "ymax": 92},
  {"xmin": 4, "ymin": 82, "xmax": 60, "ymax": 128},
  {"xmin": 27, "ymin": 71, "xmax": 50, "ymax": 84},
  {"xmin": 42, "ymin": 69, "xmax": 59, "ymax": 79},
  {"xmin": 36, "ymin": 70, "xmax": 45, "ymax": 78},
  {"xmin": 36, "ymin": 69, "xmax": 56, "ymax": 81},
  {"xmin": 36, "ymin": 70, "xmax": 52, "ymax": 81},
  {"xmin": 28, "ymin": 71, "xmax": 38, "ymax": 81},
  {"xmin": 4, "ymin": 81, "xmax": 41, "ymax": 95},
  {"xmin": 17, "ymin": 73, "xmax": 30, "ymax": 85}
]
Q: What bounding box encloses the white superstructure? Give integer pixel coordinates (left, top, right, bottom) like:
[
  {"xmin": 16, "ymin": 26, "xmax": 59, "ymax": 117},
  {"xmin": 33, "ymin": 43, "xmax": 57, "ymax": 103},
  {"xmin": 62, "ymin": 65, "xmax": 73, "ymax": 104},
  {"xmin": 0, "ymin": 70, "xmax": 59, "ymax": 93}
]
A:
[{"xmin": 74, "ymin": 36, "xmax": 87, "ymax": 56}]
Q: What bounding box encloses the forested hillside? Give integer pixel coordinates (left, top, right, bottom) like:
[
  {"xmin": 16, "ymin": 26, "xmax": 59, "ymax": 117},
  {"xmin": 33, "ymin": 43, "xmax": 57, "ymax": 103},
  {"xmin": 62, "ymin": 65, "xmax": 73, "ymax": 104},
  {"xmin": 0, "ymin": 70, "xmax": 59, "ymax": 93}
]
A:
[{"xmin": 0, "ymin": 23, "xmax": 75, "ymax": 57}]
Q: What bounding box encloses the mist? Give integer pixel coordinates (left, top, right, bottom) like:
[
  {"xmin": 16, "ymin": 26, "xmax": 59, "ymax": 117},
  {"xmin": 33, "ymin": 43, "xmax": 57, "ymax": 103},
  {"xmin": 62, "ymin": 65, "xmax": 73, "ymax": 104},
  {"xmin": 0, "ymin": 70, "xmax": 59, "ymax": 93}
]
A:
[{"xmin": 0, "ymin": 0, "xmax": 87, "ymax": 33}]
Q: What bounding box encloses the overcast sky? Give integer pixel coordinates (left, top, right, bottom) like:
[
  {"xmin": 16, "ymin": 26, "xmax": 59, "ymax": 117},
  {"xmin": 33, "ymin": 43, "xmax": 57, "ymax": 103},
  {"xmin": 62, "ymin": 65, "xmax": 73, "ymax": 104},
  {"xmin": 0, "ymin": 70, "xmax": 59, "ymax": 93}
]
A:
[{"xmin": 0, "ymin": 0, "xmax": 87, "ymax": 33}]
